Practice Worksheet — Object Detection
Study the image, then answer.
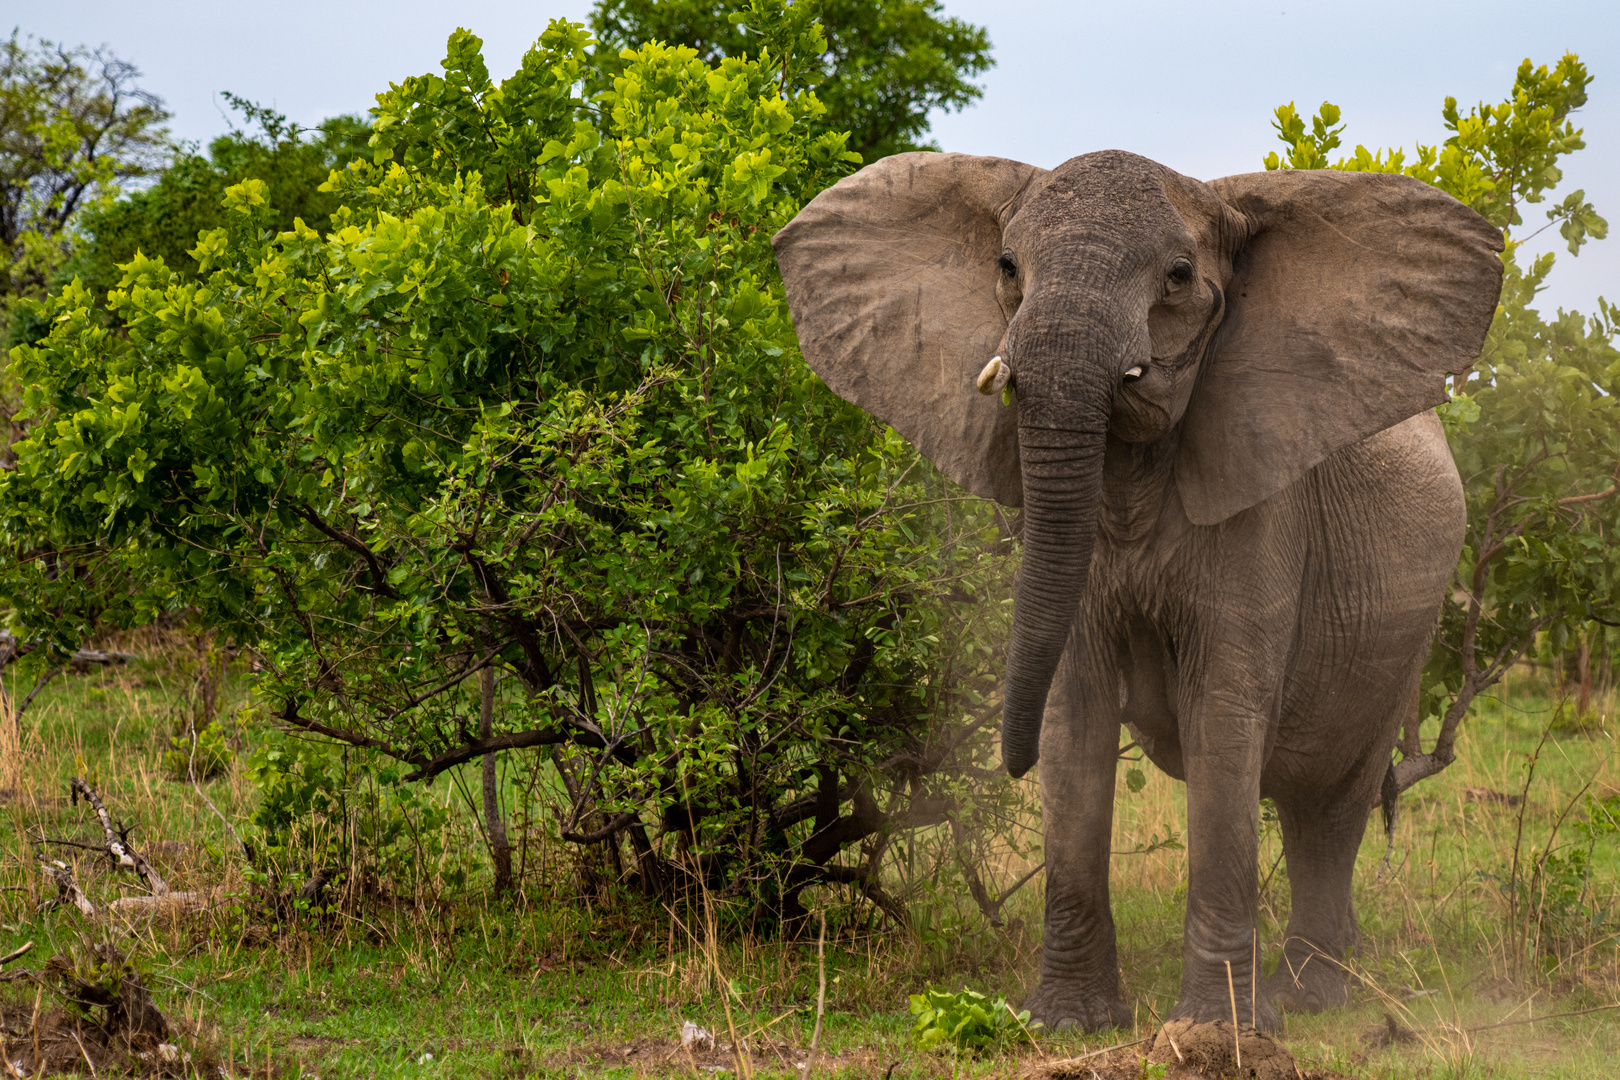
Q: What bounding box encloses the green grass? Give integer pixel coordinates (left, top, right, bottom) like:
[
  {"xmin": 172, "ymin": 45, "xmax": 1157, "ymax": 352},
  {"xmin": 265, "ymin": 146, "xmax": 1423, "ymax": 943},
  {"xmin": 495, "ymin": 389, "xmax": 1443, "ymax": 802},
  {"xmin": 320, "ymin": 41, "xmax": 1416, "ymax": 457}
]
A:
[{"xmin": 2, "ymin": 639, "xmax": 1618, "ymax": 1077}]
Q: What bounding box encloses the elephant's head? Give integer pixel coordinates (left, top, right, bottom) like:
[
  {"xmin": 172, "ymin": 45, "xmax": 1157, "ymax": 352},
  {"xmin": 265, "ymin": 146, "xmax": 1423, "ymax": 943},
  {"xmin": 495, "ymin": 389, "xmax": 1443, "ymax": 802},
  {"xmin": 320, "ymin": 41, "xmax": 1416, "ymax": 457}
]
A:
[{"xmin": 771, "ymin": 151, "xmax": 1501, "ymax": 778}]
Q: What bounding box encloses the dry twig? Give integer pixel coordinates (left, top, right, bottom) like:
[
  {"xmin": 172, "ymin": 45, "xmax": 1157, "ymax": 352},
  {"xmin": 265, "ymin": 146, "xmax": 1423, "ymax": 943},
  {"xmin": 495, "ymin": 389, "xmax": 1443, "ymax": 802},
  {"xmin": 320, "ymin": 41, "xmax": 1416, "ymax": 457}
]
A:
[
  {"xmin": 38, "ymin": 859, "xmax": 95, "ymax": 917},
  {"xmin": 51, "ymin": 777, "xmax": 208, "ymax": 915},
  {"xmin": 69, "ymin": 776, "xmax": 168, "ymax": 896}
]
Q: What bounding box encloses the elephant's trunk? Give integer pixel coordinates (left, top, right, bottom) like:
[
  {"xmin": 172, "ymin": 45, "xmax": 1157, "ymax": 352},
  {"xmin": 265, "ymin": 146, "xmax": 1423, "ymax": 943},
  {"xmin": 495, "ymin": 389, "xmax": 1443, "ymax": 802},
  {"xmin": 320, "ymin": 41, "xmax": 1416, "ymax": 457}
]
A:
[{"xmin": 1000, "ymin": 385, "xmax": 1111, "ymax": 779}]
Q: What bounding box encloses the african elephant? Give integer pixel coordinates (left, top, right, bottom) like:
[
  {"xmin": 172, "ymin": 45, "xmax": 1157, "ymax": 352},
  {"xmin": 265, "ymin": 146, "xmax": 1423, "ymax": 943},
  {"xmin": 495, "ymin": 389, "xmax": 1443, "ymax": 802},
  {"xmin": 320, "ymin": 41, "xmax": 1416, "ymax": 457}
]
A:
[{"xmin": 771, "ymin": 150, "xmax": 1502, "ymax": 1030}]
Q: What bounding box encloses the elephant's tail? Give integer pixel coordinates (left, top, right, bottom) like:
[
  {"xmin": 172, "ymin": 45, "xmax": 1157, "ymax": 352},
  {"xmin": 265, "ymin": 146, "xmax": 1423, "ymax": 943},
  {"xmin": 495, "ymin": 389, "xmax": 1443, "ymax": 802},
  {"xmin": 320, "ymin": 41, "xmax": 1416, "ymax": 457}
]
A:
[{"xmin": 1378, "ymin": 761, "xmax": 1399, "ymax": 875}]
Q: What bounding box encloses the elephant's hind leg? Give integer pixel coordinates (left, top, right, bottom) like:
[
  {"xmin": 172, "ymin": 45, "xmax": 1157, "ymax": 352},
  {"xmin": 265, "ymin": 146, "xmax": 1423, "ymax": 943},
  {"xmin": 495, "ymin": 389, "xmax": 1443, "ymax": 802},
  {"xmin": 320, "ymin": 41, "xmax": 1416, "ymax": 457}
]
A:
[
  {"xmin": 1264, "ymin": 752, "xmax": 1387, "ymax": 1012},
  {"xmin": 1023, "ymin": 644, "xmax": 1132, "ymax": 1032}
]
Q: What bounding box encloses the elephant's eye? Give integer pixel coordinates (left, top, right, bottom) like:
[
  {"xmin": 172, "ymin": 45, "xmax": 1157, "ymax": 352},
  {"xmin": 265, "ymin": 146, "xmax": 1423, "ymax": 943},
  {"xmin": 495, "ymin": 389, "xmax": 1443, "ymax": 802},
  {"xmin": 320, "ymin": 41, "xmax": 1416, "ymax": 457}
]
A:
[
  {"xmin": 998, "ymin": 254, "xmax": 1017, "ymax": 277},
  {"xmin": 1167, "ymin": 257, "xmax": 1195, "ymax": 287}
]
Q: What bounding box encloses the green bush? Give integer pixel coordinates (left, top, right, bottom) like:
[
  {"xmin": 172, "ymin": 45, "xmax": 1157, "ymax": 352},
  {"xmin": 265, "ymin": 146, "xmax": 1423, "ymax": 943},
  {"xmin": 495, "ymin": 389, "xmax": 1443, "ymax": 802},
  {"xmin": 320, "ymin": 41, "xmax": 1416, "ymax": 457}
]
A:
[
  {"xmin": 908, "ymin": 985, "xmax": 1038, "ymax": 1053},
  {"xmin": 162, "ymin": 717, "xmax": 232, "ymax": 781},
  {"xmin": 2, "ymin": 2, "xmax": 1029, "ymax": 923},
  {"xmin": 245, "ymin": 730, "xmax": 452, "ymax": 894}
]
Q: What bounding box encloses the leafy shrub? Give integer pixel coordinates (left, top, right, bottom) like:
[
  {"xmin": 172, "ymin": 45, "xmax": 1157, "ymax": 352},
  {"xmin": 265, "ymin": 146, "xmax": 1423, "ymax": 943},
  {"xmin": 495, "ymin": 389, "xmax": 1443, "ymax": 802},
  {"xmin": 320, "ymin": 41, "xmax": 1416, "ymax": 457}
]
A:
[
  {"xmin": 2, "ymin": 1, "xmax": 1031, "ymax": 924},
  {"xmin": 1522, "ymin": 793, "xmax": 1620, "ymax": 963},
  {"xmin": 41, "ymin": 937, "xmax": 170, "ymax": 1044},
  {"xmin": 245, "ymin": 730, "xmax": 451, "ymax": 894},
  {"xmin": 162, "ymin": 716, "xmax": 232, "ymax": 781},
  {"xmin": 908, "ymin": 986, "xmax": 1038, "ymax": 1052}
]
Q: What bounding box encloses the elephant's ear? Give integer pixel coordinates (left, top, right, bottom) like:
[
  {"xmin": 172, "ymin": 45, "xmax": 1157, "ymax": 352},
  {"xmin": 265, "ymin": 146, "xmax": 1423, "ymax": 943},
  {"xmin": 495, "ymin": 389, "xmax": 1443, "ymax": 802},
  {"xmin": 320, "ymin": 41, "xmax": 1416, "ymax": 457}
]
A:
[
  {"xmin": 772, "ymin": 152, "xmax": 1046, "ymax": 506},
  {"xmin": 1175, "ymin": 169, "xmax": 1503, "ymax": 526}
]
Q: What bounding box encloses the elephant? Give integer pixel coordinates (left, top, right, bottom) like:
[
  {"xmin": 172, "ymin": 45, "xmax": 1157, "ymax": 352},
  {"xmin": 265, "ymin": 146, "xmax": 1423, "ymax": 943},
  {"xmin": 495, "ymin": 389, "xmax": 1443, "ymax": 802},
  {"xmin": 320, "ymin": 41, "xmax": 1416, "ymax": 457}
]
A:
[{"xmin": 770, "ymin": 150, "xmax": 1502, "ymax": 1030}]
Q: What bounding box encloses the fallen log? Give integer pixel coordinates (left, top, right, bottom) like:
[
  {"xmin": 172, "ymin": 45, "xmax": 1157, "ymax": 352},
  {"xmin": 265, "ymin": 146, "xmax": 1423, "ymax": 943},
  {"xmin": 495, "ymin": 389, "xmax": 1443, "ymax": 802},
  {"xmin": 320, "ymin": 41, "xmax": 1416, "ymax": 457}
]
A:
[
  {"xmin": 48, "ymin": 777, "xmax": 208, "ymax": 916},
  {"xmin": 70, "ymin": 776, "xmax": 172, "ymax": 896},
  {"xmin": 107, "ymin": 892, "xmax": 210, "ymax": 915},
  {"xmin": 0, "ymin": 633, "xmax": 137, "ymax": 671},
  {"xmin": 38, "ymin": 857, "xmax": 97, "ymax": 917},
  {"xmin": 68, "ymin": 649, "xmax": 138, "ymax": 672}
]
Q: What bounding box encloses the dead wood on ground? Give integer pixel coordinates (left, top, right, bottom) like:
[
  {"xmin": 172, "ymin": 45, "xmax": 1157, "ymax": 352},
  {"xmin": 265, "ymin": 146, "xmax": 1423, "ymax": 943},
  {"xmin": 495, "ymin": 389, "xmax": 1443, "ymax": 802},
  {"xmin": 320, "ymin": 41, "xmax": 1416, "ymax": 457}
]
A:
[{"xmin": 35, "ymin": 778, "xmax": 210, "ymax": 917}]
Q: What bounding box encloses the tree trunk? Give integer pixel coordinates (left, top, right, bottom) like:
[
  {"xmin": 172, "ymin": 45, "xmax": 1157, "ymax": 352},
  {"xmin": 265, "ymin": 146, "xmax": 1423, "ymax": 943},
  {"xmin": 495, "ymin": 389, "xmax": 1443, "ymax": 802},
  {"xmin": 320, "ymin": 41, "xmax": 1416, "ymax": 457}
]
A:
[
  {"xmin": 1576, "ymin": 631, "xmax": 1592, "ymax": 717},
  {"xmin": 480, "ymin": 665, "xmax": 512, "ymax": 893},
  {"xmin": 1598, "ymin": 634, "xmax": 1614, "ymax": 700},
  {"xmin": 193, "ymin": 630, "xmax": 222, "ymax": 730}
]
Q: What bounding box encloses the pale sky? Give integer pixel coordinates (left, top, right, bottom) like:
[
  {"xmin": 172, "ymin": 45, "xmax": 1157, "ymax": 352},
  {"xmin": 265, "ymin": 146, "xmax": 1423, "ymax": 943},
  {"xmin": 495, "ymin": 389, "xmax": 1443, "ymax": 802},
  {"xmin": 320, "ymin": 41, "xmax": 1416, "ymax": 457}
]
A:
[{"xmin": 16, "ymin": 0, "xmax": 1618, "ymax": 315}]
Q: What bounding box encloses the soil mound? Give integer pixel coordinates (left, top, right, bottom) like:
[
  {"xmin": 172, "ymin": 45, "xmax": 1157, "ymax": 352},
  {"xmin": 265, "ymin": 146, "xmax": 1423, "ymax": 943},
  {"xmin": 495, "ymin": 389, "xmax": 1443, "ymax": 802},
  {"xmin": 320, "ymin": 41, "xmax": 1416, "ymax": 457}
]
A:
[{"xmin": 1147, "ymin": 1018, "xmax": 1299, "ymax": 1080}]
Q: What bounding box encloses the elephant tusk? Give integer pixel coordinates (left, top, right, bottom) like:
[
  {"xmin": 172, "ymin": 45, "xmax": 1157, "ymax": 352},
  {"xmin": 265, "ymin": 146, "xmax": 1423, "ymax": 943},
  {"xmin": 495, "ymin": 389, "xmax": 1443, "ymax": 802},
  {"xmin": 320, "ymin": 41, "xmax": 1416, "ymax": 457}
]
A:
[
  {"xmin": 976, "ymin": 356, "xmax": 1004, "ymax": 395},
  {"xmin": 1122, "ymin": 365, "xmax": 1144, "ymax": 382}
]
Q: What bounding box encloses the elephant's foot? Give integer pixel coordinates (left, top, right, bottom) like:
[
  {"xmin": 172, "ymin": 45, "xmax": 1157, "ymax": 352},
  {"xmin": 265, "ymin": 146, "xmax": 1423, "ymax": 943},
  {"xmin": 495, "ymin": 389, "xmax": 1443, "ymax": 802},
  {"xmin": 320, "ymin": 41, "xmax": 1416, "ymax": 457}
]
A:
[
  {"xmin": 1264, "ymin": 947, "xmax": 1350, "ymax": 1013},
  {"xmin": 1168, "ymin": 990, "xmax": 1281, "ymax": 1033},
  {"xmin": 1023, "ymin": 981, "xmax": 1131, "ymax": 1033}
]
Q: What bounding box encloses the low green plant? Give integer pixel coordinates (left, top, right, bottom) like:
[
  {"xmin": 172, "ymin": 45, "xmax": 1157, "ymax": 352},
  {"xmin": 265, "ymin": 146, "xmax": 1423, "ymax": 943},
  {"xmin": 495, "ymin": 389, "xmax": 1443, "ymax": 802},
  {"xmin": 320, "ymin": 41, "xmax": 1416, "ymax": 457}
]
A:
[
  {"xmin": 1523, "ymin": 792, "xmax": 1620, "ymax": 964},
  {"xmin": 49, "ymin": 941, "xmax": 137, "ymax": 1025},
  {"xmin": 245, "ymin": 730, "xmax": 453, "ymax": 895},
  {"xmin": 162, "ymin": 716, "xmax": 232, "ymax": 780},
  {"xmin": 42, "ymin": 936, "xmax": 170, "ymax": 1044},
  {"xmin": 907, "ymin": 985, "xmax": 1039, "ymax": 1053}
]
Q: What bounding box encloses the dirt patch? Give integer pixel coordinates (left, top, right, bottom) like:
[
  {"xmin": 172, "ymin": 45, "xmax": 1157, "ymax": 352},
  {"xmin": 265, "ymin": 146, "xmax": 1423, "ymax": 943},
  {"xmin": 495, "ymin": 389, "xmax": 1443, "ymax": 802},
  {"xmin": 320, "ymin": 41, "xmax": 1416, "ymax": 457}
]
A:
[
  {"xmin": 1031, "ymin": 1042, "xmax": 1173, "ymax": 1079},
  {"xmin": 285, "ymin": 1035, "xmax": 357, "ymax": 1052},
  {"xmin": 1036, "ymin": 1050, "xmax": 1356, "ymax": 1080},
  {"xmin": 1144, "ymin": 1019, "xmax": 1297, "ymax": 1080},
  {"xmin": 0, "ymin": 1000, "xmax": 214, "ymax": 1078},
  {"xmin": 553, "ymin": 1035, "xmax": 885, "ymax": 1075},
  {"xmin": 1033, "ymin": 1019, "xmax": 1359, "ymax": 1080}
]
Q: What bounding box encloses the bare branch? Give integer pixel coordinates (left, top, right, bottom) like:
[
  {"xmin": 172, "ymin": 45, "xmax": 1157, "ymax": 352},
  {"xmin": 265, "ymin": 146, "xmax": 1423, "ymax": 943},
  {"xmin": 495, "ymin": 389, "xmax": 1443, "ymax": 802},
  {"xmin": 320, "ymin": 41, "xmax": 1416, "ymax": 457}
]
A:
[
  {"xmin": 39, "ymin": 857, "xmax": 96, "ymax": 917},
  {"xmin": 69, "ymin": 776, "xmax": 168, "ymax": 896},
  {"xmin": 14, "ymin": 664, "xmax": 62, "ymax": 721},
  {"xmin": 294, "ymin": 504, "xmax": 398, "ymax": 598},
  {"xmin": 403, "ymin": 724, "xmax": 599, "ymax": 782},
  {"xmin": 276, "ymin": 701, "xmax": 420, "ymax": 764},
  {"xmin": 560, "ymin": 809, "xmax": 641, "ymax": 844}
]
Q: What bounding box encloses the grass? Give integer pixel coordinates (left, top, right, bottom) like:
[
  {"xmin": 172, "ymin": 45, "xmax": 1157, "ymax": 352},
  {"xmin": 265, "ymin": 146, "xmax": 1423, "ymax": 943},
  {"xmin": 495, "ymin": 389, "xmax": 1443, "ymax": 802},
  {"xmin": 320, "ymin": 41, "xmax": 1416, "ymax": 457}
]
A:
[{"xmin": 1, "ymin": 633, "xmax": 1617, "ymax": 1078}]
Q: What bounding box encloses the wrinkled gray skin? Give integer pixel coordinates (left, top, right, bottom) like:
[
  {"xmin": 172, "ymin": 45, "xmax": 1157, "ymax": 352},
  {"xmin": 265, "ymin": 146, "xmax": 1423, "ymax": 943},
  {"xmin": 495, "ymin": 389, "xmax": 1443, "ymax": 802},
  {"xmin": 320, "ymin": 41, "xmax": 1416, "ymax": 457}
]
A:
[{"xmin": 772, "ymin": 151, "xmax": 1502, "ymax": 1031}]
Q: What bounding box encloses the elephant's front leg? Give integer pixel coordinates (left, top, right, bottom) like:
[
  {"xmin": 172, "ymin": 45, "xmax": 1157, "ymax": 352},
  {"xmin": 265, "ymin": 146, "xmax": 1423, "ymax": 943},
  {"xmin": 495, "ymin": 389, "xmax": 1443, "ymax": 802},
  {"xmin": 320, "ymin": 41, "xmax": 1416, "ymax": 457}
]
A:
[
  {"xmin": 1023, "ymin": 646, "xmax": 1131, "ymax": 1031},
  {"xmin": 1172, "ymin": 727, "xmax": 1281, "ymax": 1031}
]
